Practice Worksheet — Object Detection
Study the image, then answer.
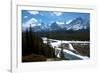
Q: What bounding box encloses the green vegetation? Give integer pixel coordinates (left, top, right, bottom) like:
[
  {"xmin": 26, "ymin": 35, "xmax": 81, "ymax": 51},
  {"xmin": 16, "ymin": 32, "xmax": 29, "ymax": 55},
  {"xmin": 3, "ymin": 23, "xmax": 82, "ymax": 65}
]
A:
[
  {"xmin": 22, "ymin": 24, "xmax": 90, "ymax": 62},
  {"xmin": 37, "ymin": 30, "xmax": 90, "ymax": 41},
  {"xmin": 22, "ymin": 24, "xmax": 56, "ymax": 62}
]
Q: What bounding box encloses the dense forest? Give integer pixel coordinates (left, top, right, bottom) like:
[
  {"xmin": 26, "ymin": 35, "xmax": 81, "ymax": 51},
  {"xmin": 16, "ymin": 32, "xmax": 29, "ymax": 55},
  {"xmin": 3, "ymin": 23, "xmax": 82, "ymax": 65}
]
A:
[
  {"xmin": 22, "ymin": 24, "xmax": 57, "ymax": 62},
  {"xmin": 36, "ymin": 29, "xmax": 90, "ymax": 41},
  {"xmin": 22, "ymin": 24, "xmax": 89, "ymax": 62}
]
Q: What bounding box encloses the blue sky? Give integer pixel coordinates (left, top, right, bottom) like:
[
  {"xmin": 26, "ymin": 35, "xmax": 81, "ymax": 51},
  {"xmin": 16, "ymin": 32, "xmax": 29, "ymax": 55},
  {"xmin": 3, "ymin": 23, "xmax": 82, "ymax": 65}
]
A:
[{"xmin": 22, "ymin": 10, "xmax": 90, "ymax": 27}]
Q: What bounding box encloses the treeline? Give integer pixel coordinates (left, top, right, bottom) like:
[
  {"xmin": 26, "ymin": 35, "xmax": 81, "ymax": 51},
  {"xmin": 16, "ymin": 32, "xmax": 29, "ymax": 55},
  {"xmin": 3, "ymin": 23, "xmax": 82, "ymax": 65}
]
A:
[
  {"xmin": 36, "ymin": 29, "xmax": 90, "ymax": 41},
  {"xmin": 22, "ymin": 24, "xmax": 56, "ymax": 62}
]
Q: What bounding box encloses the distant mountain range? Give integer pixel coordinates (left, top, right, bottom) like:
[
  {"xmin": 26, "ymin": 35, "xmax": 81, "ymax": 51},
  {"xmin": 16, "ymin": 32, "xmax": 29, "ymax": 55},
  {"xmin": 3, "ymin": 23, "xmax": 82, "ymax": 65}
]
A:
[{"xmin": 22, "ymin": 17, "xmax": 90, "ymax": 32}]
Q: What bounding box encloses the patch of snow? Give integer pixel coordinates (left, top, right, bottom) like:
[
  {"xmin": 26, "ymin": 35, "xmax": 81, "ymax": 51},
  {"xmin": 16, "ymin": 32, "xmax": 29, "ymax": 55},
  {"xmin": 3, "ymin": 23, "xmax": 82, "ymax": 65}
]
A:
[
  {"xmin": 66, "ymin": 19, "xmax": 73, "ymax": 24},
  {"xmin": 56, "ymin": 21, "xmax": 64, "ymax": 25},
  {"xmin": 42, "ymin": 37, "xmax": 89, "ymax": 60},
  {"xmin": 72, "ymin": 24, "xmax": 83, "ymax": 30}
]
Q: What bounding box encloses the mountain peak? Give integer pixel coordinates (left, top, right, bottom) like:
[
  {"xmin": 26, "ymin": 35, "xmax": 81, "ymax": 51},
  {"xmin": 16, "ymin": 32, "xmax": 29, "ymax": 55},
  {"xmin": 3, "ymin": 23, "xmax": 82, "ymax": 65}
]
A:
[
  {"xmin": 70, "ymin": 17, "xmax": 83, "ymax": 25},
  {"xmin": 22, "ymin": 17, "xmax": 89, "ymax": 32}
]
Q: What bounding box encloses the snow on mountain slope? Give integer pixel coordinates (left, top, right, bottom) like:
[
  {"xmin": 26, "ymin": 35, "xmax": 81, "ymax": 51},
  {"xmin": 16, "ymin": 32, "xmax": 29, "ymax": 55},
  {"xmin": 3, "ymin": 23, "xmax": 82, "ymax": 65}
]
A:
[{"xmin": 22, "ymin": 17, "xmax": 89, "ymax": 31}]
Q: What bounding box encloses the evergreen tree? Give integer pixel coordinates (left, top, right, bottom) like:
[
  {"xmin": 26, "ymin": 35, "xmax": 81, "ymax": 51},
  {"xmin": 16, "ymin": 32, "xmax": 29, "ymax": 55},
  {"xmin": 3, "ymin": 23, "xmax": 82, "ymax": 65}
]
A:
[{"xmin": 22, "ymin": 24, "xmax": 56, "ymax": 59}]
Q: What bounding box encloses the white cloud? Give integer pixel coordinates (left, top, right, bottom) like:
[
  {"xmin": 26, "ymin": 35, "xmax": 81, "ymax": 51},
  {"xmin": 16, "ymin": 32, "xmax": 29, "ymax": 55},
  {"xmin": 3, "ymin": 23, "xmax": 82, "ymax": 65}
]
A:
[
  {"xmin": 38, "ymin": 23, "xmax": 41, "ymax": 26},
  {"xmin": 30, "ymin": 18, "xmax": 38, "ymax": 23},
  {"xmin": 53, "ymin": 12, "xmax": 62, "ymax": 16},
  {"xmin": 22, "ymin": 18, "xmax": 38, "ymax": 28},
  {"xmin": 28, "ymin": 11, "xmax": 39, "ymax": 15},
  {"xmin": 40, "ymin": 14, "xmax": 44, "ymax": 16},
  {"xmin": 24, "ymin": 16, "xmax": 28, "ymax": 18}
]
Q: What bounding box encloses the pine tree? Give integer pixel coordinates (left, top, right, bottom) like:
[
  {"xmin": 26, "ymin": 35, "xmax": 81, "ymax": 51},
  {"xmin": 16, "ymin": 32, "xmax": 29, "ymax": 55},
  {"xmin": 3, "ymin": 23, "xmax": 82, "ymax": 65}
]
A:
[{"xmin": 22, "ymin": 23, "xmax": 56, "ymax": 59}]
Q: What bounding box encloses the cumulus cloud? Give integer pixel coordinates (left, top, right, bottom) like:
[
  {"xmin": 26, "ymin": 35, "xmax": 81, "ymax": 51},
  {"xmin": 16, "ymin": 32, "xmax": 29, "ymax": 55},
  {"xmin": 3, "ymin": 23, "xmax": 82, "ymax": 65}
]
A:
[
  {"xmin": 24, "ymin": 16, "xmax": 28, "ymax": 18},
  {"xmin": 53, "ymin": 12, "xmax": 62, "ymax": 16},
  {"xmin": 28, "ymin": 11, "xmax": 39, "ymax": 15},
  {"xmin": 40, "ymin": 14, "xmax": 44, "ymax": 16},
  {"xmin": 22, "ymin": 18, "xmax": 38, "ymax": 29}
]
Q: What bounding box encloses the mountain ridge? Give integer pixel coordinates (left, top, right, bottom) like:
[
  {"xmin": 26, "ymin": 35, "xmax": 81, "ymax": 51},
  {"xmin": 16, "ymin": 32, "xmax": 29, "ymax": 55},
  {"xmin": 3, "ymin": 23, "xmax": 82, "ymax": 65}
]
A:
[{"xmin": 22, "ymin": 17, "xmax": 90, "ymax": 32}]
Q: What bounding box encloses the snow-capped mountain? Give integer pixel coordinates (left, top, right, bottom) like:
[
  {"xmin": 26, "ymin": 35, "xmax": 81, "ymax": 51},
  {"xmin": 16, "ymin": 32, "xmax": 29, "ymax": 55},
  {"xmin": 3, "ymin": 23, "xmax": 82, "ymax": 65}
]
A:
[
  {"xmin": 49, "ymin": 17, "xmax": 89, "ymax": 31},
  {"xmin": 22, "ymin": 17, "xmax": 90, "ymax": 32},
  {"xmin": 65, "ymin": 17, "xmax": 88, "ymax": 30},
  {"xmin": 50, "ymin": 21, "xmax": 61, "ymax": 30},
  {"xmin": 22, "ymin": 18, "xmax": 41, "ymax": 31}
]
